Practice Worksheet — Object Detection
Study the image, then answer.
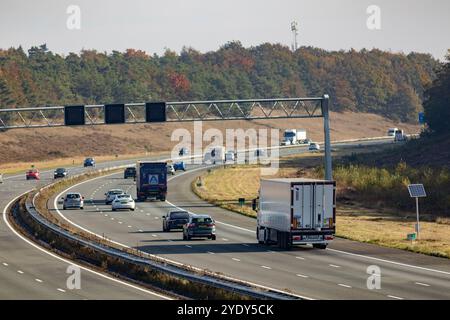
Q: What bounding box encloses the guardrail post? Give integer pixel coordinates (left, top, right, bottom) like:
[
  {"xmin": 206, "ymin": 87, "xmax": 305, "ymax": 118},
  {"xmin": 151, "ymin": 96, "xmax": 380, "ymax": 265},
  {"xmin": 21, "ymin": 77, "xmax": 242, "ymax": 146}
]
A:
[{"xmin": 322, "ymin": 94, "xmax": 333, "ymax": 180}]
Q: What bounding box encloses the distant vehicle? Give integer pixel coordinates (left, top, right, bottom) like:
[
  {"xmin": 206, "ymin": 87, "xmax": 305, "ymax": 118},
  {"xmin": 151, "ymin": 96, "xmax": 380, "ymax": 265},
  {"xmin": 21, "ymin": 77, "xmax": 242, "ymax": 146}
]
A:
[
  {"xmin": 394, "ymin": 129, "xmax": 407, "ymax": 142},
  {"xmin": 178, "ymin": 147, "xmax": 189, "ymax": 156},
  {"xmin": 111, "ymin": 194, "xmax": 135, "ymax": 211},
  {"xmin": 225, "ymin": 150, "xmax": 235, "ymax": 162},
  {"xmin": 173, "ymin": 161, "xmax": 186, "ymax": 171},
  {"xmin": 62, "ymin": 192, "xmax": 84, "ymax": 210},
  {"xmin": 183, "ymin": 214, "xmax": 216, "ymax": 240},
  {"xmin": 257, "ymin": 178, "xmax": 336, "ymax": 249},
  {"xmin": 0, "ymin": 173, "xmax": 3, "ymax": 184},
  {"xmin": 204, "ymin": 146, "xmax": 225, "ymax": 164},
  {"xmin": 26, "ymin": 168, "xmax": 40, "ymax": 180},
  {"xmin": 387, "ymin": 128, "xmax": 399, "ymax": 137},
  {"xmin": 281, "ymin": 129, "xmax": 307, "ymax": 145},
  {"xmin": 308, "ymin": 143, "xmax": 320, "ymax": 151},
  {"xmin": 136, "ymin": 162, "xmax": 167, "ymax": 201},
  {"xmin": 162, "ymin": 211, "xmax": 190, "ymax": 232},
  {"xmin": 254, "ymin": 149, "xmax": 266, "ymax": 158},
  {"xmin": 54, "ymin": 168, "xmax": 68, "ymax": 179},
  {"xmin": 84, "ymin": 157, "xmax": 96, "ymax": 167},
  {"xmin": 167, "ymin": 164, "xmax": 175, "ymax": 175},
  {"xmin": 124, "ymin": 167, "xmax": 136, "ymax": 179},
  {"xmin": 105, "ymin": 189, "xmax": 125, "ymax": 204}
]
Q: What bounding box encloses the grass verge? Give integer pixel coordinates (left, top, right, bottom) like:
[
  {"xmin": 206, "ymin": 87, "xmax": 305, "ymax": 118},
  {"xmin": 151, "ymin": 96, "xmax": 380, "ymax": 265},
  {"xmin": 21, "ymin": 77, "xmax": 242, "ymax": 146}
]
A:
[{"xmin": 192, "ymin": 162, "xmax": 450, "ymax": 258}]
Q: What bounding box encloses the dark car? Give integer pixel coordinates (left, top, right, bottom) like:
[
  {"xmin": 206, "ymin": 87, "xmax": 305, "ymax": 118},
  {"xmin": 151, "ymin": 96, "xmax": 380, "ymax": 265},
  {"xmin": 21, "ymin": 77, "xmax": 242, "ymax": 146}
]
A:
[
  {"xmin": 54, "ymin": 168, "xmax": 68, "ymax": 179},
  {"xmin": 182, "ymin": 214, "xmax": 216, "ymax": 240},
  {"xmin": 124, "ymin": 167, "xmax": 136, "ymax": 179},
  {"xmin": 84, "ymin": 157, "xmax": 95, "ymax": 167},
  {"xmin": 163, "ymin": 211, "xmax": 190, "ymax": 232}
]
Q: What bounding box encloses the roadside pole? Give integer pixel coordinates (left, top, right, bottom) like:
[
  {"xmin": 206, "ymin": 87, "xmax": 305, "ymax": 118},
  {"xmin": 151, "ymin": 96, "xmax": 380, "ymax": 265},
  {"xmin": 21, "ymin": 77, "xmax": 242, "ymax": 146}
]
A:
[
  {"xmin": 416, "ymin": 197, "xmax": 420, "ymax": 239},
  {"xmin": 322, "ymin": 94, "xmax": 332, "ymax": 180},
  {"xmin": 407, "ymin": 184, "xmax": 426, "ymax": 240}
]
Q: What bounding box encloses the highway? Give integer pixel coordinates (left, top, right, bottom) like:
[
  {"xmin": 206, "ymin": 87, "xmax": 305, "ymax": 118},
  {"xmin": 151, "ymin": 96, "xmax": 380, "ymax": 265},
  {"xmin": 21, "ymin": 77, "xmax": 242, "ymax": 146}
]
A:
[
  {"xmin": 46, "ymin": 139, "xmax": 450, "ymax": 300},
  {"xmin": 0, "ymin": 156, "xmax": 171, "ymax": 299}
]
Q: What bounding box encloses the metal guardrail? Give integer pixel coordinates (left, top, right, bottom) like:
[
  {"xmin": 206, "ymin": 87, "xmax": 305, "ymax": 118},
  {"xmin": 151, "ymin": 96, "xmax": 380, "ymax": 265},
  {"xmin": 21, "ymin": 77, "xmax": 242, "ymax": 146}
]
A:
[{"xmin": 21, "ymin": 165, "xmax": 302, "ymax": 300}]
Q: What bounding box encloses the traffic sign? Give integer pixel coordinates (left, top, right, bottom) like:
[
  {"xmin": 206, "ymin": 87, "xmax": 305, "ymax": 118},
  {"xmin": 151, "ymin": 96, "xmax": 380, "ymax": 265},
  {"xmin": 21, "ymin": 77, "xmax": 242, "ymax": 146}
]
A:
[
  {"xmin": 64, "ymin": 105, "xmax": 85, "ymax": 126},
  {"xmin": 148, "ymin": 174, "xmax": 159, "ymax": 185},
  {"xmin": 407, "ymin": 233, "xmax": 416, "ymax": 241},
  {"xmin": 105, "ymin": 104, "xmax": 125, "ymax": 124}
]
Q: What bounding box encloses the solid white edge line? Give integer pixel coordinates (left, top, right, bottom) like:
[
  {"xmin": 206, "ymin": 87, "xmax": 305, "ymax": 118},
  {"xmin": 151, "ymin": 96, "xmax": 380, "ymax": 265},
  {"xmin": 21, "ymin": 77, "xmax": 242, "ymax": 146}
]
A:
[
  {"xmin": 2, "ymin": 191, "xmax": 172, "ymax": 300},
  {"xmin": 53, "ymin": 165, "xmax": 313, "ymax": 300}
]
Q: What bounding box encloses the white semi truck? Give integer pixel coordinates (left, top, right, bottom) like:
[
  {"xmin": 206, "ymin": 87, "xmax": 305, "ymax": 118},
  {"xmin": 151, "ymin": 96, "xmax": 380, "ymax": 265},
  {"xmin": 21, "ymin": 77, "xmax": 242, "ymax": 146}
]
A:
[
  {"xmin": 203, "ymin": 146, "xmax": 225, "ymax": 164},
  {"xmin": 256, "ymin": 178, "xmax": 336, "ymax": 250},
  {"xmin": 281, "ymin": 129, "xmax": 307, "ymax": 145}
]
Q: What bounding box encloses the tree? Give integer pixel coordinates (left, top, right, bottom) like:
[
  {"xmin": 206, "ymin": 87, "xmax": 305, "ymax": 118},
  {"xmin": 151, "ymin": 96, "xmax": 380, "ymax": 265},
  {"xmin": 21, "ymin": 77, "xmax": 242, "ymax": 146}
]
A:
[{"xmin": 423, "ymin": 51, "xmax": 450, "ymax": 135}]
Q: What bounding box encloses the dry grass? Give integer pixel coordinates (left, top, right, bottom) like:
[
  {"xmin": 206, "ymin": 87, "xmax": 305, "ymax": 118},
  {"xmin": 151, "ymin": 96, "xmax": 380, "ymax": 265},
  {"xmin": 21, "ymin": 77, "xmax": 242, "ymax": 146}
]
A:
[
  {"xmin": 192, "ymin": 155, "xmax": 450, "ymax": 258},
  {"xmin": 0, "ymin": 111, "xmax": 419, "ymax": 166}
]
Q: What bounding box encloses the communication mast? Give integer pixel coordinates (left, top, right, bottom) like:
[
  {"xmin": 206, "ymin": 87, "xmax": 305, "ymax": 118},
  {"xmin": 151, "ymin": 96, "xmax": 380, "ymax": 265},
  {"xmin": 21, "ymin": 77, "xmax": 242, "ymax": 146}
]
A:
[{"xmin": 291, "ymin": 21, "xmax": 299, "ymax": 51}]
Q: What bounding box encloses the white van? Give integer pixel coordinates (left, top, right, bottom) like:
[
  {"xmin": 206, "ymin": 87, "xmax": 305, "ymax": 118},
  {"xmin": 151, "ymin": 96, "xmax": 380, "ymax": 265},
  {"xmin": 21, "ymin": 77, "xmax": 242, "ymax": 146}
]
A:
[{"xmin": 387, "ymin": 128, "xmax": 399, "ymax": 137}]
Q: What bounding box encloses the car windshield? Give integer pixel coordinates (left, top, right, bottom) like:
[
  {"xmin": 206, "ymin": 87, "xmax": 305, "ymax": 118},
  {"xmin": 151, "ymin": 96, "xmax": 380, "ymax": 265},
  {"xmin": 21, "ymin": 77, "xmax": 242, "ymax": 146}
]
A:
[
  {"xmin": 170, "ymin": 211, "xmax": 189, "ymax": 219},
  {"xmin": 126, "ymin": 168, "xmax": 135, "ymax": 172},
  {"xmin": 56, "ymin": 168, "xmax": 65, "ymax": 173},
  {"xmin": 116, "ymin": 194, "xmax": 130, "ymax": 199},
  {"xmin": 66, "ymin": 194, "xmax": 80, "ymax": 199},
  {"xmin": 192, "ymin": 217, "xmax": 213, "ymax": 224}
]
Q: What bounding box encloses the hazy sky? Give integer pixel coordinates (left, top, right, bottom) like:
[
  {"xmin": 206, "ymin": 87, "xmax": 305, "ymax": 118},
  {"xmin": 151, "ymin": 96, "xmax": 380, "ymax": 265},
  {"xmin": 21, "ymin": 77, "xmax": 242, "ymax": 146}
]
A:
[{"xmin": 0, "ymin": 0, "xmax": 449, "ymax": 60}]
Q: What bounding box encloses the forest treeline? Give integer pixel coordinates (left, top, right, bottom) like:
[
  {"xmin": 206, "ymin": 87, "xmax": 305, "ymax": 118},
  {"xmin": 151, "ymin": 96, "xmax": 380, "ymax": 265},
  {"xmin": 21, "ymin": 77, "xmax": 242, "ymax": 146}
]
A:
[{"xmin": 0, "ymin": 42, "xmax": 440, "ymax": 122}]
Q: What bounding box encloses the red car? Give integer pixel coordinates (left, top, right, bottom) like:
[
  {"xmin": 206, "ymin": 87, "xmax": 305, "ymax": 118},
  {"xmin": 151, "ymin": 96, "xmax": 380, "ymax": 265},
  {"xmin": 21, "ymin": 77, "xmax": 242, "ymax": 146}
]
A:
[{"xmin": 26, "ymin": 169, "xmax": 40, "ymax": 180}]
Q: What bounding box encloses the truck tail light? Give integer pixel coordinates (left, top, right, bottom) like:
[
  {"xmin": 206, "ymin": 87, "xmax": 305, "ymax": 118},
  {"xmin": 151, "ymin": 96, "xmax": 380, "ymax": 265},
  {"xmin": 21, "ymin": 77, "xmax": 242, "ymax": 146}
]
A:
[
  {"xmin": 293, "ymin": 236, "xmax": 301, "ymax": 241},
  {"xmin": 325, "ymin": 235, "xmax": 334, "ymax": 241},
  {"xmin": 188, "ymin": 223, "xmax": 196, "ymax": 228}
]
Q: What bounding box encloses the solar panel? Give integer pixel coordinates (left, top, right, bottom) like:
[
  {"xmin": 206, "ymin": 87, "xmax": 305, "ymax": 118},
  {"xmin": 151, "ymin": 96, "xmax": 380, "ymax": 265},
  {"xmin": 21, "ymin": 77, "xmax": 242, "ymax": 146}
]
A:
[{"xmin": 408, "ymin": 184, "xmax": 426, "ymax": 198}]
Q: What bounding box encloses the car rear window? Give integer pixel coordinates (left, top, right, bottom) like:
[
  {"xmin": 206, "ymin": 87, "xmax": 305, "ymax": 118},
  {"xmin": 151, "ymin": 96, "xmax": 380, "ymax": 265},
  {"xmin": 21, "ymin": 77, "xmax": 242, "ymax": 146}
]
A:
[
  {"xmin": 192, "ymin": 217, "xmax": 213, "ymax": 224},
  {"xmin": 66, "ymin": 194, "xmax": 80, "ymax": 199},
  {"xmin": 170, "ymin": 212, "xmax": 189, "ymax": 219},
  {"xmin": 110, "ymin": 190, "xmax": 123, "ymax": 195}
]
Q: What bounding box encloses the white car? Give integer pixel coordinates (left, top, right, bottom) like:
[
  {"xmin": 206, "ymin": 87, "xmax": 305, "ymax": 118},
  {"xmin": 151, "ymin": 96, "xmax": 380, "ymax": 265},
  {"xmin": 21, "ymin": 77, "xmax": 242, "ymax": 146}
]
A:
[
  {"xmin": 308, "ymin": 143, "xmax": 320, "ymax": 151},
  {"xmin": 105, "ymin": 189, "xmax": 124, "ymax": 204},
  {"xmin": 167, "ymin": 164, "xmax": 175, "ymax": 175},
  {"xmin": 111, "ymin": 194, "xmax": 135, "ymax": 211}
]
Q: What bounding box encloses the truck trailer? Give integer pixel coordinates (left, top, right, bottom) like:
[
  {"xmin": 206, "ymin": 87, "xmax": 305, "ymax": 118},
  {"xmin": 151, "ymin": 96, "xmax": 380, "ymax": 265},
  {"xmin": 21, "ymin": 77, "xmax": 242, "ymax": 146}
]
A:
[
  {"xmin": 281, "ymin": 129, "xmax": 307, "ymax": 145},
  {"xmin": 136, "ymin": 162, "xmax": 167, "ymax": 201},
  {"xmin": 256, "ymin": 178, "xmax": 336, "ymax": 249}
]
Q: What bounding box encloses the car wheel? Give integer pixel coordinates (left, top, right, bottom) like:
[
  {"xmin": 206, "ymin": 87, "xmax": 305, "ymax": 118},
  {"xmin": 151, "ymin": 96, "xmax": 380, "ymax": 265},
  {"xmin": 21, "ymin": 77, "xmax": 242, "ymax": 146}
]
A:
[
  {"xmin": 183, "ymin": 233, "xmax": 187, "ymax": 240},
  {"xmin": 80, "ymin": 207, "xmax": 84, "ymax": 210},
  {"xmin": 313, "ymin": 244, "xmax": 327, "ymax": 250},
  {"xmin": 131, "ymin": 208, "xmax": 135, "ymax": 211},
  {"xmin": 211, "ymin": 235, "xmax": 216, "ymax": 240},
  {"xmin": 63, "ymin": 206, "xmax": 66, "ymax": 210},
  {"xmin": 112, "ymin": 208, "xmax": 116, "ymax": 211}
]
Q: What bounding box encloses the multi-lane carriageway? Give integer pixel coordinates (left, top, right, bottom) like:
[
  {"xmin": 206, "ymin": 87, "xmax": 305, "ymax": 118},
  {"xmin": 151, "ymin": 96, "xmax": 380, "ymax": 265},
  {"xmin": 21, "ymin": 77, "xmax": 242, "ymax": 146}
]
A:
[{"xmin": 1, "ymin": 138, "xmax": 450, "ymax": 299}]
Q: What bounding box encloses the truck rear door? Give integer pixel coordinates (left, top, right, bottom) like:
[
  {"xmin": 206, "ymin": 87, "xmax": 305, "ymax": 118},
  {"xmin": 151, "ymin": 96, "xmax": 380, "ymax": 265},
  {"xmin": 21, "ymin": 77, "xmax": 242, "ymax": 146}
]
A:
[
  {"xmin": 314, "ymin": 184, "xmax": 334, "ymax": 229},
  {"xmin": 293, "ymin": 185, "xmax": 313, "ymax": 229}
]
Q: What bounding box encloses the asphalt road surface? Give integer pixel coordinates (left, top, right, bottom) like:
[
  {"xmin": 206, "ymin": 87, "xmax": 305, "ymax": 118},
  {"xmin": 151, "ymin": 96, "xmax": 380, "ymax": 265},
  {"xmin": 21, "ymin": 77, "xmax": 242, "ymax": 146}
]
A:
[{"xmin": 47, "ymin": 140, "xmax": 450, "ymax": 300}]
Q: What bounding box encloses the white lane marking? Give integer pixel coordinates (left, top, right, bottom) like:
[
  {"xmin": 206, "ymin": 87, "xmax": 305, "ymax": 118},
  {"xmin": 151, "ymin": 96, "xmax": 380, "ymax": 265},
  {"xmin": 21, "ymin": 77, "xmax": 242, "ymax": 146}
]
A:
[
  {"xmin": 387, "ymin": 295, "xmax": 404, "ymax": 300},
  {"xmin": 104, "ymin": 214, "xmax": 108, "ymax": 217},
  {"xmin": 329, "ymin": 264, "xmax": 341, "ymax": 268},
  {"xmin": 146, "ymin": 213, "xmax": 150, "ymax": 216},
  {"xmin": 232, "ymin": 258, "xmax": 241, "ymax": 262},
  {"xmin": 52, "ymin": 164, "xmax": 313, "ymax": 300},
  {"xmin": 415, "ymin": 282, "xmax": 430, "ymax": 287},
  {"xmin": 57, "ymin": 288, "xmax": 66, "ymax": 293},
  {"xmin": 154, "ymin": 217, "xmax": 159, "ymax": 220},
  {"xmin": 111, "ymin": 218, "xmax": 115, "ymax": 220},
  {"xmin": 127, "ymin": 225, "xmax": 132, "ymax": 228},
  {"xmin": 2, "ymin": 262, "xmax": 8, "ymax": 266},
  {"xmin": 261, "ymin": 265, "xmax": 272, "ymax": 270},
  {"xmin": 17, "ymin": 270, "xmax": 24, "ymax": 274},
  {"xmin": 221, "ymin": 238, "xmax": 228, "ymax": 241},
  {"xmin": 167, "ymin": 170, "xmax": 450, "ymax": 278},
  {"xmin": 338, "ymin": 283, "xmax": 352, "ymax": 288},
  {"xmin": 152, "ymin": 234, "xmax": 157, "ymax": 237},
  {"xmin": 35, "ymin": 278, "xmax": 43, "ymax": 283},
  {"xmin": 296, "ymin": 256, "xmax": 305, "ymax": 260},
  {"xmin": 296, "ymin": 274, "xmax": 309, "ymax": 278},
  {"xmin": 185, "ymin": 245, "xmax": 192, "ymax": 248},
  {"xmin": 207, "ymin": 251, "xmax": 215, "ymax": 255},
  {"xmin": 2, "ymin": 192, "xmax": 171, "ymax": 299},
  {"xmin": 267, "ymin": 250, "xmax": 276, "ymax": 253},
  {"xmin": 138, "ymin": 230, "xmax": 144, "ymax": 233},
  {"xmin": 241, "ymin": 244, "xmax": 250, "ymax": 247}
]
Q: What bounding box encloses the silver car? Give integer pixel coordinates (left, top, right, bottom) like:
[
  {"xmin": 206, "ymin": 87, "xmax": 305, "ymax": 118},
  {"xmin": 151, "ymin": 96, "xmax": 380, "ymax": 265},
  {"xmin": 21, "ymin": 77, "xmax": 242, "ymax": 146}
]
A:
[
  {"xmin": 105, "ymin": 189, "xmax": 124, "ymax": 204},
  {"xmin": 62, "ymin": 193, "xmax": 84, "ymax": 210}
]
